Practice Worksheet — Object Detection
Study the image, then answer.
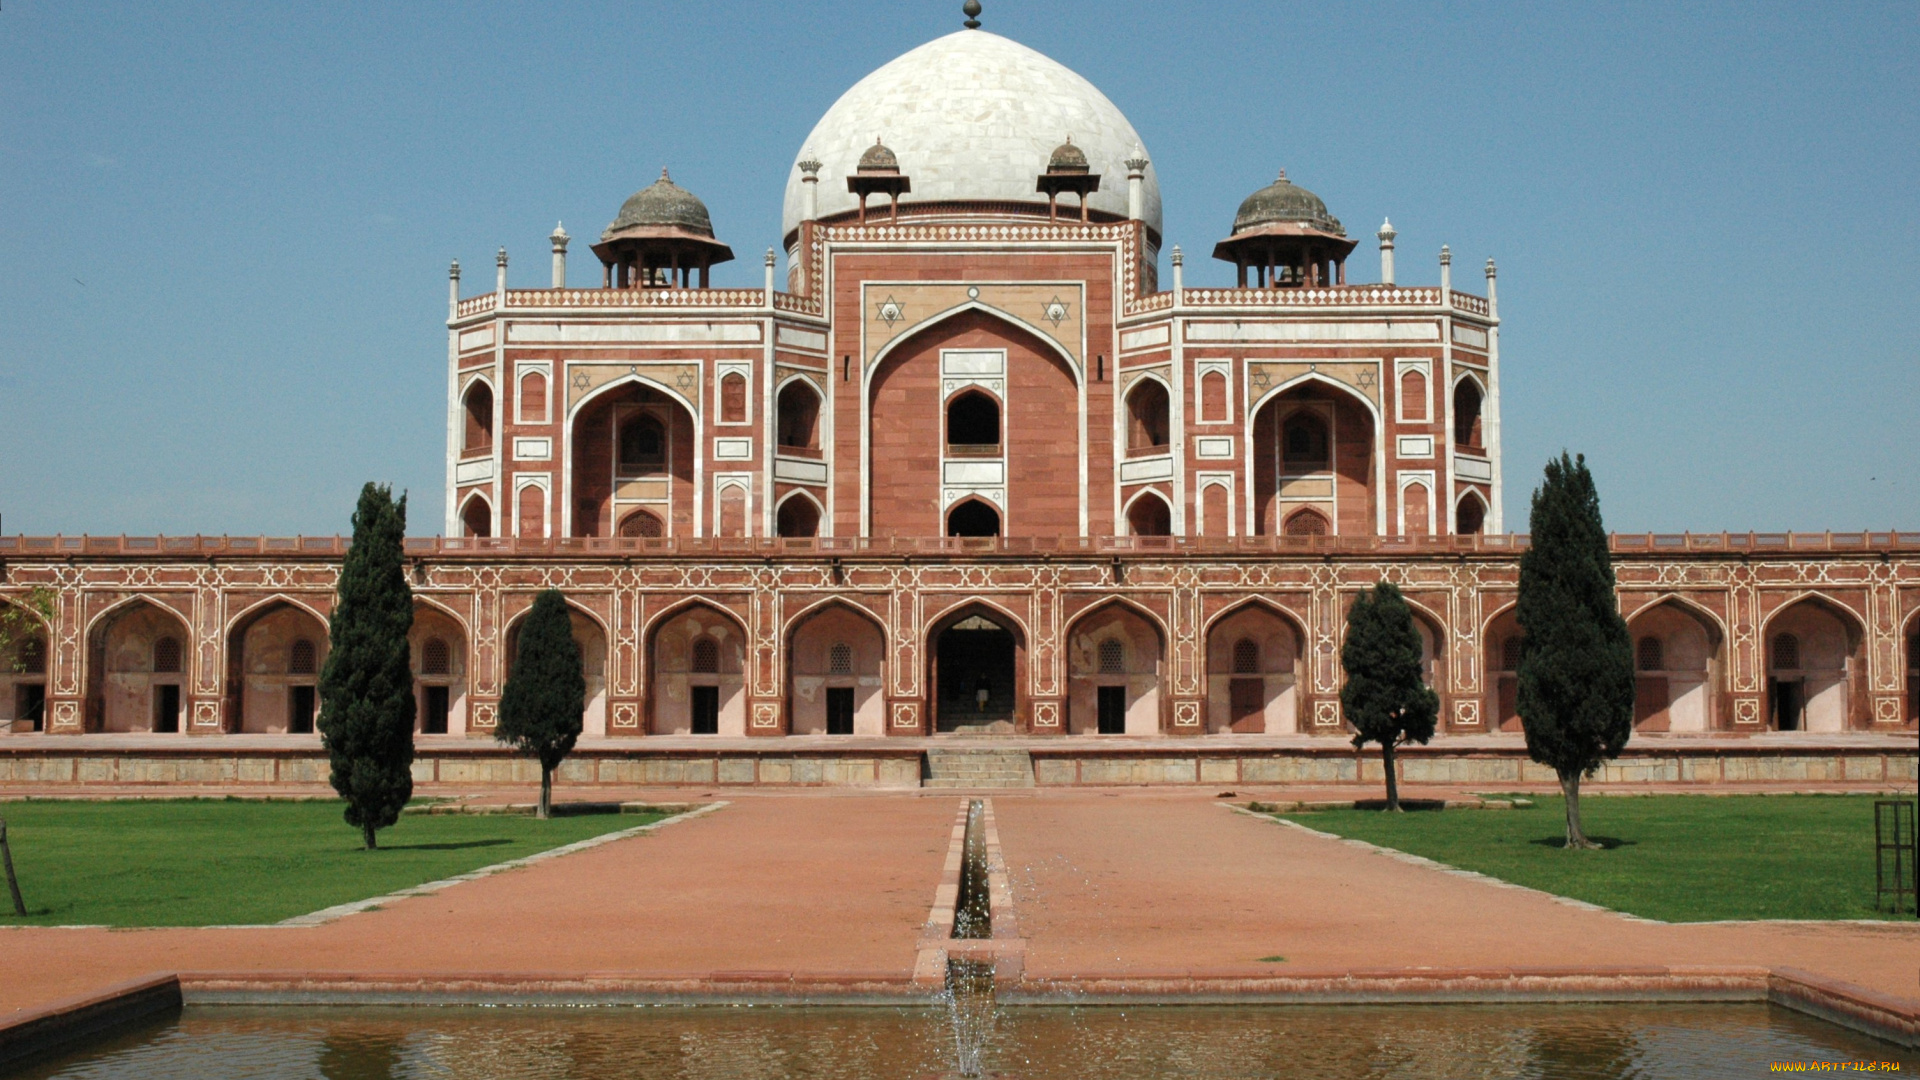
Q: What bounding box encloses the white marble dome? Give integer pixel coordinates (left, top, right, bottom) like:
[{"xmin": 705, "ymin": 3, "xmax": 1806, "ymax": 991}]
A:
[{"xmin": 782, "ymin": 30, "xmax": 1161, "ymax": 239}]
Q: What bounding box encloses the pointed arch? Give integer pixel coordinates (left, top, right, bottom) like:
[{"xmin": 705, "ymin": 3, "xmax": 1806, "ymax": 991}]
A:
[
  {"xmin": 774, "ymin": 489, "xmax": 824, "ymax": 538},
  {"xmin": 1124, "ymin": 373, "xmax": 1172, "ymax": 451},
  {"xmin": 785, "ymin": 597, "xmax": 890, "ymax": 736},
  {"xmin": 1123, "ymin": 487, "xmax": 1173, "ymax": 537},
  {"xmin": 926, "ymin": 598, "xmax": 1030, "ymax": 734},
  {"xmin": 564, "ymin": 371, "xmax": 699, "ymax": 425},
  {"xmin": 1760, "ymin": 591, "xmax": 1866, "ymax": 733},
  {"xmin": 411, "ymin": 594, "xmax": 473, "ymax": 638},
  {"xmin": 460, "ymin": 375, "xmax": 496, "ymax": 455},
  {"xmin": 566, "ymin": 373, "xmax": 701, "ymax": 540},
  {"xmin": 775, "ymin": 376, "xmax": 823, "ymax": 451},
  {"xmin": 946, "ymin": 497, "xmax": 1002, "ymax": 538},
  {"xmin": 457, "ymin": 491, "xmax": 494, "ymax": 539},
  {"xmin": 1063, "ymin": 597, "xmax": 1168, "ymax": 735},
  {"xmin": 1202, "ymin": 595, "xmax": 1310, "ymax": 642},
  {"xmin": 1625, "ymin": 594, "xmax": 1726, "ymax": 733},
  {"xmin": 1204, "ymin": 596, "xmax": 1306, "ymax": 734},
  {"xmin": 1062, "ymin": 595, "xmax": 1172, "ymax": 645},
  {"xmin": 223, "ymin": 595, "xmax": 329, "ymax": 735},
  {"xmin": 866, "ymin": 301, "xmax": 1082, "ymax": 383},
  {"xmin": 1454, "ymin": 488, "xmax": 1489, "ymax": 535},
  {"xmin": 222, "ymin": 593, "xmax": 329, "ymax": 637},
  {"xmin": 84, "ymin": 596, "xmax": 196, "ymax": 734},
  {"xmin": 646, "ymin": 597, "xmax": 751, "ymax": 735}
]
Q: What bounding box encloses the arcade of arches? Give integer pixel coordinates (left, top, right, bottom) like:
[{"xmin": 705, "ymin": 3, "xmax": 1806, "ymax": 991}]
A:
[{"xmin": 8, "ymin": 565, "xmax": 1914, "ymax": 738}]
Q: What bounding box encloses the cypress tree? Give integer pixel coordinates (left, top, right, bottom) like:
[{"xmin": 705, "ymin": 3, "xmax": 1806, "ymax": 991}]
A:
[
  {"xmin": 318, "ymin": 484, "xmax": 416, "ymax": 850},
  {"xmin": 1340, "ymin": 581, "xmax": 1439, "ymax": 811},
  {"xmin": 496, "ymin": 588, "xmax": 585, "ymax": 819},
  {"xmin": 1516, "ymin": 452, "xmax": 1635, "ymax": 849}
]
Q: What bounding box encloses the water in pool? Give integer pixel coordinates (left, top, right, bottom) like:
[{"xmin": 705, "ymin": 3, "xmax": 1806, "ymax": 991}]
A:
[{"xmin": 6, "ymin": 1002, "xmax": 1911, "ymax": 1079}]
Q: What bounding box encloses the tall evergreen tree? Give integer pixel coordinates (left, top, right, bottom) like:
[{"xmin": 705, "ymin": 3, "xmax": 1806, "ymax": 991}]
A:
[
  {"xmin": 318, "ymin": 484, "xmax": 416, "ymax": 850},
  {"xmin": 1516, "ymin": 452, "xmax": 1635, "ymax": 849},
  {"xmin": 496, "ymin": 589, "xmax": 585, "ymax": 819},
  {"xmin": 1341, "ymin": 581, "xmax": 1439, "ymax": 811}
]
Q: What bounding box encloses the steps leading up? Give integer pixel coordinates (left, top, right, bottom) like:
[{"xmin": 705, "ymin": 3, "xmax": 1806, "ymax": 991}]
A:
[{"xmin": 924, "ymin": 747, "xmax": 1035, "ymax": 789}]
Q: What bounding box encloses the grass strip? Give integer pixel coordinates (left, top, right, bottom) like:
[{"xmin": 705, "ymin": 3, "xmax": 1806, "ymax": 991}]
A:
[
  {"xmin": 0, "ymin": 798, "xmax": 668, "ymax": 927},
  {"xmin": 1270, "ymin": 794, "xmax": 1907, "ymax": 922}
]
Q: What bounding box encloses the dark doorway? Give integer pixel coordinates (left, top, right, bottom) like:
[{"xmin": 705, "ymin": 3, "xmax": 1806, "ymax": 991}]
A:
[
  {"xmin": 153, "ymin": 684, "xmax": 180, "ymax": 733},
  {"xmin": 15, "ymin": 684, "xmax": 44, "ymax": 733},
  {"xmin": 1771, "ymin": 678, "xmax": 1803, "ymax": 731},
  {"xmin": 1097, "ymin": 685, "xmax": 1127, "ymax": 734},
  {"xmin": 288, "ymin": 685, "xmax": 316, "ymax": 734},
  {"xmin": 826, "ymin": 687, "xmax": 855, "ymax": 735},
  {"xmin": 423, "ymin": 686, "xmax": 450, "ymax": 734},
  {"xmin": 1229, "ymin": 677, "xmax": 1264, "ymax": 733},
  {"xmin": 936, "ymin": 615, "xmax": 1015, "ymax": 732},
  {"xmin": 691, "ymin": 685, "xmax": 720, "ymax": 735},
  {"xmin": 947, "ymin": 500, "xmax": 1001, "ymax": 538}
]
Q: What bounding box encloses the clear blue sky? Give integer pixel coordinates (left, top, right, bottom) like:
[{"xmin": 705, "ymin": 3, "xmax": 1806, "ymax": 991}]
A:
[{"xmin": 2, "ymin": 1, "xmax": 1914, "ymax": 535}]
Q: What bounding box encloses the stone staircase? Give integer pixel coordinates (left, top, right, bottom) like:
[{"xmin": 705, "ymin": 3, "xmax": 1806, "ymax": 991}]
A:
[{"xmin": 923, "ymin": 747, "xmax": 1035, "ymax": 789}]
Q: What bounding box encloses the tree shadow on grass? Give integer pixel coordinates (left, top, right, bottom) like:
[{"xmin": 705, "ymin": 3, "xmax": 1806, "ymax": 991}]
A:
[
  {"xmin": 1529, "ymin": 836, "xmax": 1636, "ymax": 850},
  {"xmin": 379, "ymin": 838, "xmax": 514, "ymax": 852}
]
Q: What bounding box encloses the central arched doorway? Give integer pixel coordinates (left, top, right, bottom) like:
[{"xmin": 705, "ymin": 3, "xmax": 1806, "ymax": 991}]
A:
[{"xmin": 931, "ymin": 606, "xmax": 1022, "ymax": 733}]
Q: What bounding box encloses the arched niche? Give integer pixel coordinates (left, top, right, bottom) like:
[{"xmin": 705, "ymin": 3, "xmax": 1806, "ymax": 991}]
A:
[
  {"xmin": 462, "ymin": 380, "xmax": 493, "ymax": 455},
  {"xmin": 928, "ymin": 603, "xmax": 1027, "ymax": 734},
  {"xmin": 776, "ymin": 491, "xmax": 821, "ymax": 538},
  {"xmin": 1764, "ymin": 597, "xmax": 1863, "ymax": 733},
  {"xmin": 947, "ymin": 498, "xmax": 1001, "ymax": 538},
  {"xmin": 1252, "ymin": 380, "xmax": 1376, "ymax": 536},
  {"xmin": 1456, "ymin": 490, "xmax": 1488, "ymax": 536},
  {"xmin": 411, "ymin": 602, "xmax": 469, "ymax": 736},
  {"xmin": 1125, "ymin": 378, "xmax": 1170, "ymax": 452},
  {"xmin": 1453, "ymin": 376, "xmax": 1485, "ymax": 450},
  {"xmin": 1064, "ymin": 602, "xmax": 1164, "ymax": 735},
  {"xmin": 1626, "ymin": 599, "xmax": 1724, "ymax": 733},
  {"xmin": 946, "ymin": 389, "xmax": 1001, "ymax": 449},
  {"xmin": 225, "ymin": 600, "xmax": 328, "ymax": 734},
  {"xmin": 504, "ymin": 602, "xmax": 609, "ymax": 737},
  {"xmin": 1483, "ymin": 605, "xmax": 1523, "ymax": 733},
  {"xmin": 570, "ymin": 381, "xmax": 695, "ymax": 538},
  {"xmin": 648, "ymin": 604, "xmax": 747, "ymax": 735},
  {"xmin": 0, "ymin": 599, "xmax": 49, "ymax": 733},
  {"xmin": 787, "ymin": 602, "xmax": 887, "ymax": 736},
  {"xmin": 459, "ymin": 494, "xmax": 493, "ymax": 539},
  {"xmin": 867, "ymin": 308, "xmax": 1078, "ymax": 538},
  {"xmin": 1125, "ymin": 490, "xmax": 1172, "ymax": 537},
  {"xmin": 1205, "ymin": 602, "xmax": 1302, "ymax": 734},
  {"xmin": 776, "ymin": 379, "xmax": 822, "ymax": 453}
]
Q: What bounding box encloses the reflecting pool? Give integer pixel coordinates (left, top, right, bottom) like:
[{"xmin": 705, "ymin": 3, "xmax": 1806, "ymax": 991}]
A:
[{"xmin": 8, "ymin": 1002, "xmax": 1912, "ymax": 1080}]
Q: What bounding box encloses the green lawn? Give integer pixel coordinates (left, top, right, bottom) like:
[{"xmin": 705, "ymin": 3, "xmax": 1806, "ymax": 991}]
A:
[
  {"xmin": 0, "ymin": 799, "xmax": 671, "ymax": 927},
  {"xmin": 1268, "ymin": 794, "xmax": 1910, "ymax": 922}
]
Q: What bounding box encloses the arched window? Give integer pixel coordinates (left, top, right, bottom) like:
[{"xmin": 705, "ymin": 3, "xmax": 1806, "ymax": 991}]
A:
[
  {"xmin": 1126, "ymin": 493, "xmax": 1172, "ymax": 536},
  {"xmin": 691, "ymin": 637, "xmax": 719, "ymax": 674},
  {"xmin": 776, "ymin": 495, "xmax": 820, "ymax": 538},
  {"xmin": 946, "ymin": 391, "xmax": 1000, "ymax": 448},
  {"xmin": 1098, "ymin": 638, "xmax": 1126, "ymax": 674},
  {"xmin": 1200, "ymin": 371, "xmax": 1228, "ymax": 423},
  {"xmin": 1233, "ymin": 638, "xmax": 1260, "ymax": 674},
  {"xmin": 619, "ymin": 413, "xmax": 666, "ymax": 469},
  {"xmin": 1126, "ymin": 380, "xmax": 1170, "ymax": 450},
  {"xmin": 777, "ymin": 381, "xmax": 821, "ymax": 450},
  {"xmin": 947, "ymin": 499, "xmax": 1001, "ymax": 538},
  {"xmin": 1453, "ymin": 378, "xmax": 1484, "ymax": 449},
  {"xmin": 461, "ymin": 496, "xmax": 492, "ymax": 539},
  {"xmin": 1456, "ymin": 493, "xmax": 1487, "ymax": 536},
  {"xmin": 618, "ymin": 508, "xmax": 664, "ymax": 538},
  {"xmin": 1501, "ymin": 636, "xmax": 1522, "ymax": 671},
  {"xmin": 152, "ymin": 636, "xmax": 182, "ymax": 674},
  {"xmin": 829, "ymin": 643, "xmax": 853, "ymax": 676},
  {"xmin": 1637, "ymin": 636, "xmax": 1664, "ymax": 671},
  {"xmin": 462, "ymin": 382, "xmax": 493, "ymax": 454},
  {"xmin": 1772, "ymin": 633, "xmax": 1800, "ymax": 670},
  {"xmin": 720, "ymin": 372, "xmax": 748, "ymax": 424},
  {"xmin": 1284, "ymin": 509, "xmax": 1329, "ymax": 537},
  {"xmin": 1400, "ymin": 368, "xmax": 1428, "ymax": 422},
  {"xmin": 1282, "ymin": 411, "xmax": 1329, "ymax": 472},
  {"xmin": 421, "ymin": 637, "xmax": 451, "ymax": 676},
  {"xmin": 517, "ymin": 370, "xmax": 547, "ymax": 423},
  {"xmin": 289, "ymin": 638, "xmax": 317, "ymax": 676}
]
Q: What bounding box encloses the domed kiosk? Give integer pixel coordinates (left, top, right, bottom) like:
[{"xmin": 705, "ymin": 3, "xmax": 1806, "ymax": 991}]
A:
[
  {"xmin": 1211, "ymin": 170, "xmax": 1358, "ymax": 288},
  {"xmin": 593, "ymin": 168, "xmax": 734, "ymax": 289}
]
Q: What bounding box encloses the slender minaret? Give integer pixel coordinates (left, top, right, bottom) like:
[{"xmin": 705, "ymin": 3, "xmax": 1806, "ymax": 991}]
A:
[
  {"xmin": 495, "ymin": 247, "xmax": 508, "ymax": 298},
  {"xmin": 1170, "ymin": 245, "xmax": 1184, "ymax": 294},
  {"xmin": 1438, "ymin": 244, "xmax": 1451, "ymax": 299},
  {"xmin": 550, "ymin": 223, "xmax": 569, "ymax": 288},
  {"xmin": 1125, "ymin": 144, "xmax": 1149, "ymax": 222},
  {"xmin": 798, "ymin": 151, "xmax": 822, "ymax": 221},
  {"xmin": 764, "ymin": 248, "xmax": 777, "ymax": 304},
  {"xmin": 447, "ymin": 260, "xmax": 461, "ymax": 319},
  {"xmin": 1377, "ymin": 219, "xmax": 1397, "ymax": 286}
]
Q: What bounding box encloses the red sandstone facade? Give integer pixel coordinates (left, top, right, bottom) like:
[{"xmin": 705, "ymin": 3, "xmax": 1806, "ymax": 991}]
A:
[{"xmin": 4, "ymin": 28, "xmax": 1914, "ymax": 746}]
